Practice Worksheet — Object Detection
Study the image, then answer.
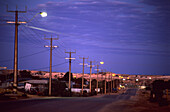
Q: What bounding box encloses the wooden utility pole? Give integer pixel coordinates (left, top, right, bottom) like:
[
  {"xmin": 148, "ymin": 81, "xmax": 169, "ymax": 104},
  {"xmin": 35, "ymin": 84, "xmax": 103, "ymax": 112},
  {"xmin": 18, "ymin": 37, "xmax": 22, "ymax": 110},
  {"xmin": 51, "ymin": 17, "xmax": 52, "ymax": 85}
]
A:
[
  {"xmin": 95, "ymin": 64, "xmax": 100, "ymax": 94},
  {"xmin": 7, "ymin": 6, "xmax": 27, "ymax": 93},
  {"xmin": 45, "ymin": 36, "xmax": 58, "ymax": 96},
  {"xmin": 79, "ymin": 57, "xmax": 88, "ymax": 95},
  {"xmin": 90, "ymin": 61, "xmax": 92, "ymax": 93},
  {"xmin": 87, "ymin": 61, "xmax": 95, "ymax": 93},
  {"xmin": 65, "ymin": 51, "xmax": 76, "ymax": 91},
  {"xmin": 101, "ymin": 69, "xmax": 104, "ymax": 94},
  {"xmin": 108, "ymin": 73, "xmax": 111, "ymax": 94},
  {"xmin": 111, "ymin": 73, "xmax": 112, "ymax": 93},
  {"xmin": 105, "ymin": 71, "xmax": 107, "ymax": 94}
]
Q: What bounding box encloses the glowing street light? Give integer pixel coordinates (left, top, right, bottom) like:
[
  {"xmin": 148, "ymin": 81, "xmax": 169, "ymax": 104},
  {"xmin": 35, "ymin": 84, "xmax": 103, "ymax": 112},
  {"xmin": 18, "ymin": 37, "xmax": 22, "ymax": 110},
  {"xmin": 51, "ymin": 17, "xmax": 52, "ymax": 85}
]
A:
[
  {"xmin": 112, "ymin": 73, "xmax": 116, "ymax": 76},
  {"xmin": 27, "ymin": 12, "xmax": 47, "ymax": 23},
  {"xmin": 40, "ymin": 12, "xmax": 47, "ymax": 17},
  {"xmin": 100, "ymin": 61, "xmax": 104, "ymax": 65}
]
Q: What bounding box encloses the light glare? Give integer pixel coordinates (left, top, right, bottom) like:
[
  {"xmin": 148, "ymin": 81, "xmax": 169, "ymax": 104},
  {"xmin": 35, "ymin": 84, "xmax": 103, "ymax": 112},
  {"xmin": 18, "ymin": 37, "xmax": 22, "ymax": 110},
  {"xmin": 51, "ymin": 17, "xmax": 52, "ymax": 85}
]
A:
[
  {"xmin": 100, "ymin": 62, "xmax": 104, "ymax": 64},
  {"xmin": 40, "ymin": 12, "xmax": 47, "ymax": 17}
]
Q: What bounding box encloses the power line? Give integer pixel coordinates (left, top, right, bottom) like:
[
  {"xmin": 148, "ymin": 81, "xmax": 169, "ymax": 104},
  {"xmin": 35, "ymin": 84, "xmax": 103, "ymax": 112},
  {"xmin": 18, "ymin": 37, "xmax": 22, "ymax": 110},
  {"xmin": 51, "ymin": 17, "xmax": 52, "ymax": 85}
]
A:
[
  {"xmin": 0, "ymin": 49, "xmax": 49, "ymax": 63},
  {"xmin": 19, "ymin": 49, "xmax": 49, "ymax": 59},
  {"xmin": 31, "ymin": 61, "xmax": 68, "ymax": 71},
  {"xmin": 19, "ymin": 26, "xmax": 45, "ymax": 47},
  {"xmin": 20, "ymin": 15, "xmax": 49, "ymax": 45}
]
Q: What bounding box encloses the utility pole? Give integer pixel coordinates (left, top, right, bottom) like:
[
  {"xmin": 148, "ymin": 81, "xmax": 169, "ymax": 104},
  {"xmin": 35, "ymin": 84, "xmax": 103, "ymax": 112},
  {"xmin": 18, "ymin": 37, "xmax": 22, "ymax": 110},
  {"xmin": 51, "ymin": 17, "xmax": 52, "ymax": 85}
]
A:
[
  {"xmin": 108, "ymin": 73, "xmax": 111, "ymax": 94},
  {"xmin": 101, "ymin": 69, "xmax": 104, "ymax": 94},
  {"xmin": 7, "ymin": 5, "xmax": 27, "ymax": 93},
  {"xmin": 105, "ymin": 71, "xmax": 107, "ymax": 94},
  {"xmin": 111, "ymin": 73, "xmax": 112, "ymax": 93},
  {"xmin": 65, "ymin": 51, "xmax": 76, "ymax": 91},
  {"xmin": 45, "ymin": 36, "xmax": 58, "ymax": 96},
  {"xmin": 87, "ymin": 61, "xmax": 95, "ymax": 93},
  {"xmin": 95, "ymin": 64, "xmax": 100, "ymax": 95},
  {"xmin": 113, "ymin": 79, "xmax": 115, "ymax": 89},
  {"xmin": 79, "ymin": 57, "xmax": 88, "ymax": 95}
]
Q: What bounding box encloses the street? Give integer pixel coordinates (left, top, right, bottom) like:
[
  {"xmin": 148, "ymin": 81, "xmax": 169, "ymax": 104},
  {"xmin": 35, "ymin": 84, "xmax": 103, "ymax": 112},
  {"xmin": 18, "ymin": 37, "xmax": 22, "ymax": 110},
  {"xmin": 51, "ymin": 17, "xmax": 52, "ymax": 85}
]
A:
[{"xmin": 0, "ymin": 89, "xmax": 137, "ymax": 112}]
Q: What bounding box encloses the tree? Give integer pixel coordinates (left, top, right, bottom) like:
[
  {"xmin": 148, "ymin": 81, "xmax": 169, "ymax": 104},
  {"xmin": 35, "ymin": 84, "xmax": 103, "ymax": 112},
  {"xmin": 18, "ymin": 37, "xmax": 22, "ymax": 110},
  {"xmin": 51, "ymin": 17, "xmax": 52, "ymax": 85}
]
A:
[
  {"xmin": 54, "ymin": 75, "xmax": 58, "ymax": 79},
  {"xmin": 90, "ymin": 79, "xmax": 97, "ymax": 95},
  {"xmin": 36, "ymin": 71, "xmax": 43, "ymax": 75},
  {"xmin": 74, "ymin": 78, "xmax": 82, "ymax": 85},
  {"xmin": 0, "ymin": 75, "xmax": 6, "ymax": 83},
  {"xmin": 151, "ymin": 80, "xmax": 164, "ymax": 103},
  {"xmin": 20, "ymin": 70, "xmax": 32, "ymax": 78},
  {"xmin": 62, "ymin": 72, "xmax": 73, "ymax": 81},
  {"xmin": 7, "ymin": 73, "xmax": 14, "ymax": 80},
  {"xmin": 20, "ymin": 70, "xmax": 40, "ymax": 79},
  {"xmin": 91, "ymin": 79, "xmax": 97, "ymax": 88},
  {"xmin": 114, "ymin": 79, "xmax": 120, "ymax": 88},
  {"xmin": 52, "ymin": 80, "xmax": 67, "ymax": 96},
  {"xmin": 74, "ymin": 78, "xmax": 87, "ymax": 85}
]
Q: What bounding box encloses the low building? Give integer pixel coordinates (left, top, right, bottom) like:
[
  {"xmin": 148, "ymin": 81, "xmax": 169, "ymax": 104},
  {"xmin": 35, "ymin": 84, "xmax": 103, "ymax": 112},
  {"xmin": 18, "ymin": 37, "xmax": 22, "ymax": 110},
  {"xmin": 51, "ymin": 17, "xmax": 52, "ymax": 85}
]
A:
[{"xmin": 19, "ymin": 80, "xmax": 48, "ymax": 95}]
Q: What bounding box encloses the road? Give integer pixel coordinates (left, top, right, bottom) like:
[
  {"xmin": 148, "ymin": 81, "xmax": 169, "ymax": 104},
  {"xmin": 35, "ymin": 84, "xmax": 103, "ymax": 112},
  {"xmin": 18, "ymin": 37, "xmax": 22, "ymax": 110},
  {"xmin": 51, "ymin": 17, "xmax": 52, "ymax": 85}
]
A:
[{"xmin": 0, "ymin": 88, "xmax": 137, "ymax": 112}]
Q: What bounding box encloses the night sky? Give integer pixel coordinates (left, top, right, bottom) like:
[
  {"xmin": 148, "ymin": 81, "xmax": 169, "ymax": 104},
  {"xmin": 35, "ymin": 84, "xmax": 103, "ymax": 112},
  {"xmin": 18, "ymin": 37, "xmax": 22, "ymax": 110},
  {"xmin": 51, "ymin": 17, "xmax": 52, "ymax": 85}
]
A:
[{"xmin": 0, "ymin": 0, "xmax": 169, "ymax": 75}]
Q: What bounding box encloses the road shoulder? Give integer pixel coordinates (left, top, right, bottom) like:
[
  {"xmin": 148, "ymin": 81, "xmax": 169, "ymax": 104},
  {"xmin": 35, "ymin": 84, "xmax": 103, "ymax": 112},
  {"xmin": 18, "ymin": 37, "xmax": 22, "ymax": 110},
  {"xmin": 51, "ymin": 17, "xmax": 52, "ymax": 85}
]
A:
[{"xmin": 98, "ymin": 89, "xmax": 170, "ymax": 112}]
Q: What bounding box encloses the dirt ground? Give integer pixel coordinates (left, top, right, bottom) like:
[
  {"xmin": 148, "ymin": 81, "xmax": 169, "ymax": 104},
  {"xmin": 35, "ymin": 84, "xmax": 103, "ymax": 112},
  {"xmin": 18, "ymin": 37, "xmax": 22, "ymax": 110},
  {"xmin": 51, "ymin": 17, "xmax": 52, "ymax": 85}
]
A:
[{"xmin": 99, "ymin": 89, "xmax": 170, "ymax": 112}]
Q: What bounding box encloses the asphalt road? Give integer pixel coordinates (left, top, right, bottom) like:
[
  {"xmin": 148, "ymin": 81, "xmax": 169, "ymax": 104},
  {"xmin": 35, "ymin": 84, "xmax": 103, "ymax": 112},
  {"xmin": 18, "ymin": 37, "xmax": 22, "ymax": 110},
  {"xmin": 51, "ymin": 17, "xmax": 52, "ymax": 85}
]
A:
[{"xmin": 0, "ymin": 88, "xmax": 138, "ymax": 112}]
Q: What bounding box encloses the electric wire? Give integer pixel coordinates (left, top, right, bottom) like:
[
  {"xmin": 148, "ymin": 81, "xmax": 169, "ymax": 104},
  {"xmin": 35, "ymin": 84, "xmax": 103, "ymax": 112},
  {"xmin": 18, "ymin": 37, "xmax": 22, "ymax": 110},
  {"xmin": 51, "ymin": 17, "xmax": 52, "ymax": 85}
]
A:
[
  {"xmin": 31, "ymin": 61, "xmax": 68, "ymax": 71},
  {"xmin": 0, "ymin": 49, "xmax": 49, "ymax": 63}
]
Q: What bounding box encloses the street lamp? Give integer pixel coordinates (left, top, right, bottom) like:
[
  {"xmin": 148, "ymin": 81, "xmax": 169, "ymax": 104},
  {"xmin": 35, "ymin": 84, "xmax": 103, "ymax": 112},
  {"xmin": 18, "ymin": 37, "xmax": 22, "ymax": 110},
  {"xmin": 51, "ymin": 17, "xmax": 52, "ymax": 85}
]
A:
[
  {"xmin": 100, "ymin": 61, "xmax": 104, "ymax": 65},
  {"xmin": 40, "ymin": 12, "xmax": 47, "ymax": 17},
  {"xmin": 27, "ymin": 12, "xmax": 47, "ymax": 23},
  {"xmin": 95, "ymin": 61, "xmax": 104, "ymax": 94},
  {"xmin": 6, "ymin": 10, "xmax": 47, "ymax": 93}
]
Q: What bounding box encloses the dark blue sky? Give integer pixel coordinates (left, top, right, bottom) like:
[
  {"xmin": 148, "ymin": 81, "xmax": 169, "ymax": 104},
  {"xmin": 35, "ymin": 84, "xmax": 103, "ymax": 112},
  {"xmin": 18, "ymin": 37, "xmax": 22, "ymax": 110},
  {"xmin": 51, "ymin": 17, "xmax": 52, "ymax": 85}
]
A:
[{"xmin": 0, "ymin": 0, "xmax": 170, "ymax": 75}]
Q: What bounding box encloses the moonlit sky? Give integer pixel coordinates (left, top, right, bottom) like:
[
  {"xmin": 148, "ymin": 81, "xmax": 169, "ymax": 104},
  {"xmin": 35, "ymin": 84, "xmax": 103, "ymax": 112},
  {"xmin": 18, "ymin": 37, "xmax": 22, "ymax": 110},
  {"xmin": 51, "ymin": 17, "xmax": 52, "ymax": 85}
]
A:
[{"xmin": 0, "ymin": 0, "xmax": 170, "ymax": 75}]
